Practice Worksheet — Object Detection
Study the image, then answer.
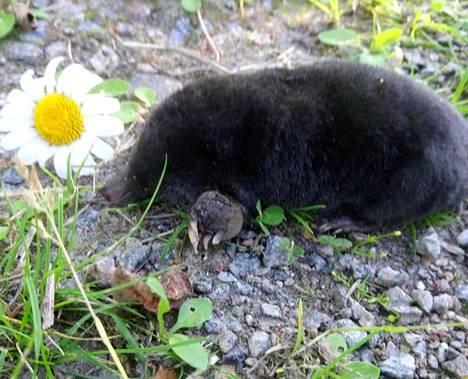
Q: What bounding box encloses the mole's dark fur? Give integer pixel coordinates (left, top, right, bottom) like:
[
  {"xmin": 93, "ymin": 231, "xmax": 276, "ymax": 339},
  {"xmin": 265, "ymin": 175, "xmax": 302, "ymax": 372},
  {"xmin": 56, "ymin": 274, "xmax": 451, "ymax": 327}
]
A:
[{"xmin": 104, "ymin": 60, "xmax": 468, "ymax": 228}]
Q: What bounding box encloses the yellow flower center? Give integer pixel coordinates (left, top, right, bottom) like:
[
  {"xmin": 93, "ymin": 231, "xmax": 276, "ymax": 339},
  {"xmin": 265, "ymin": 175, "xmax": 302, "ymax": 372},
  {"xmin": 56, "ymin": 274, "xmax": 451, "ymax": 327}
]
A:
[{"xmin": 34, "ymin": 93, "xmax": 84, "ymax": 145}]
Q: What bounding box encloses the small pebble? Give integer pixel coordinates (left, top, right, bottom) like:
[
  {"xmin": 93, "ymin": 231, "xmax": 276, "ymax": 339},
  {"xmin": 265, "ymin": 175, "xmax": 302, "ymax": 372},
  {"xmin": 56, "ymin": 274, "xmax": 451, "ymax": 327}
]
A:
[
  {"xmin": 432, "ymin": 294, "xmax": 454, "ymax": 313},
  {"xmin": 379, "ymin": 353, "xmax": 416, "ymax": 379},
  {"xmin": 456, "ymin": 229, "xmax": 468, "ymax": 247},
  {"xmin": 418, "ymin": 229, "xmax": 441, "ymax": 260},
  {"xmin": 193, "ymin": 277, "xmax": 213, "ymax": 294},
  {"xmin": 218, "ymin": 330, "xmax": 238, "ymax": 353},
  {"xmin": 218, "ymin": 271, "xmax": 237, "ymax": 283},
  {"xmin": 454, "ymin": 283, "xmax": 468, "ymax": 301},
  {"xmin": 6, "ymin": 42, "xmax": 44, "ymax": 65},
  {"xmin": 376, "ymin": 266, "xmax": 408, "ymax": 287},
  {"xmin": 263, "ymin": 235, "xmax": 289, "ymax": 268},
  {"xmin": 248, "ymin": 331, "xmax": 271, "ymax": 358},
  {"xmin": 442, "ymin": 355, "xmax": 468, "ymax": 379},
  {"xmin": 387, "ymin": 287, "xmax": 422, "ymax": 324},
  {"xmin": 335, "ymin": 319, "xmax": 367, "ymax": 347},
  {"xmin": 411, "ymin": 289, "xmax": 433, "ymax": 313},
  {"xmin": 261, "ymin": 303, "xmax": 281, "ymax": 318}
]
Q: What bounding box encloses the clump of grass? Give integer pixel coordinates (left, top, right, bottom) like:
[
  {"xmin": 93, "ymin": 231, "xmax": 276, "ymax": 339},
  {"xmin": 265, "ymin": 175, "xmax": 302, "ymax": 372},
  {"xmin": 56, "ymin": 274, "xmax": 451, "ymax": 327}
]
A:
[{"xmin": 0, "ymin": 157, "xmax": 211, "ymax": 377}]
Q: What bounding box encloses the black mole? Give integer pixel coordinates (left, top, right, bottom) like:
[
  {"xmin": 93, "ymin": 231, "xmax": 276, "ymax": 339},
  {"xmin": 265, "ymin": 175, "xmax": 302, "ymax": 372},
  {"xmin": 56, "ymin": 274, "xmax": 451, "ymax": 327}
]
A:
[{"xmin": 103, "ymin": 60, "xmax": 468, "ymax": 249}]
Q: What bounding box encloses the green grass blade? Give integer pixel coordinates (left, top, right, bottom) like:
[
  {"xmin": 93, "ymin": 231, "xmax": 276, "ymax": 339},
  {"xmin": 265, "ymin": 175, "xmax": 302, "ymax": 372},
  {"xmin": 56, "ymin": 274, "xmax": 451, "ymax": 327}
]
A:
[{"xmin": 25, "ymin": 274, "xmax": 43, "ymax": 361}]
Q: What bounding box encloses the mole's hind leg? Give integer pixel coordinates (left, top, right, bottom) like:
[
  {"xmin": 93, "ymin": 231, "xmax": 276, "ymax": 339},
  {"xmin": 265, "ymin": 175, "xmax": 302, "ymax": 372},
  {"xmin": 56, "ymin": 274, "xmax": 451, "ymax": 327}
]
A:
[
  {"xmin": 188, "ymin": 191, "xmax": 245, "ymax": 253},
  {"xmin": 320, "ymin": 217, "xmax": 372, "ymax": 234}
]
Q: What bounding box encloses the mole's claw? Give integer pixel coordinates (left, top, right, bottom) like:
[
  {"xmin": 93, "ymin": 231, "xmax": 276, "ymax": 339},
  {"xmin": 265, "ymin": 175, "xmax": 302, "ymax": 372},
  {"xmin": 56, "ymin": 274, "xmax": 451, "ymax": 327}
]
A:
[
  {"xmin": 188, "ymin": 220, "xmax": 200, "ymax": 253},
  {"xmin": 212, "ymin": 231, "xmax": 224, "ymax": 245},
  {"xmin": 202, "ymin": 234, "xmax": 212, "ymax": 251},
  {"xmin": 189, "ymin": 191, "xmax": 245, "ymax": 252}
]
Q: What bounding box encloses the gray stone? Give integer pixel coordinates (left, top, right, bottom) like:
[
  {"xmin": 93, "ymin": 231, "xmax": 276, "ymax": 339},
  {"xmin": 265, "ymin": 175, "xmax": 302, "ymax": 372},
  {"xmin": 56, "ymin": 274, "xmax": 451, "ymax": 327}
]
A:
[
  {"xmin": 261, "ymin": 303, "xmax": 281, "ymax": 318},
  {"xmin": 442, "ymin": 355, "xmax": 468, "ymax": 379},
  {"xmin": 114, "ymin": 238, "xmax": 151, "ymax": 272},
  {"xmin": 223, "ymin": 346, "xmax": 247, "ymax": 371},
  {"xmin": 227, "ymin": 317, "xmax": 242, "ymax": 333},
  {"xmin": 350, "ymin": 300, "xmax": 376, "ymax": 327},
  {"xmin": 218, "ymin": 271, "xmax": 237, "ymax": 283},
  {"xmin": 19, "ymin": 21, "xmax": 46, "ymax": 43},
  {"xmin": 412, "ymin": 340, "xmax": 427, "ymax": 360},
  {"xmin": 6, "ymin": 42, "xmax": 44, "ymax": 65},
  {"xmin": 204, "ymin": 317, "xmax": 224, "ymax": 334},
  {"xmin": 218, "ymin": 330, "xmax": 238, "ymax": 353},
  {"xmin": 233, "ymin": 280, "xmax": 253, "ymax": 295},
  {"xmin": 272, "ymin": 270, "xmax": 289, "ymax": 281},
  {"xmin": 32, "ymin": 0, "xmax": 49, "ymax": 7},
  {"xmin": 263, "ymin": 235, "xmax": 289, "ymax": 268},
  {"xmin": 456, "ymin": 229, "xmax": 468, "ymax": 247},
  {"xmin": 417, "ymin": 229, "xmax": 441, "ymax": 259},
  {"xmin": 130, "ymin": 73, "xmax": 183, "ymax": 103},
  {"xmin": 353, "ymin": 263, "xmax": 375, "ymax": 280},
  {"xmin": 387, "ymin": 286, "xmax": 412, "ymax": 303},
  {"xmin": 411, "ymin": 289, "xmax": 433, "ymax": 313},
  {"xmin": 437, "ymin": 342, "xmax": 448, "ymax": 363},
  {"xmin": 89, "ymin": 46, "xmax": 119, "ymax": 75},
  {"xmin": 304, "ymin": 309, "xmax": 330, "ymax": 332},
  {"xmin": 335, "ymin": 319, "xmax": 367, "ymax": 347},
  {"xmin": 376, "ymin": 266, "xmax": 408, "ymax": 287},
  {"xmin": 229, "ymin": 253, "xmax": 261, "ymax": 277},
  {"xmin": 332, "ymin": 287, "xmax": 348, "ymax": 308},
  {"xmin": 248, "ymin": 331, "xmax": 271, "ymax": 358},
  {"xmin": 168, "ymin": 17, "xmax": 193, "ymax": 46},
  {"xmin": 193, "ymin": 277, "xmax": 213, "ymax": 294},
  {"xmin": 2, "ymin": 167, "xmax": 24, "ymax": 185},
  {"xmin": 428, "ymin": 354, "xmax": 439, "ymax": 369},
  {"xmin": 454, "ymin": 283, "xmax": 468, "ymax": 301},
  {"xmin": 45, "ymin": 41, "xmax": 68, "ymax": 60},
  {"xmin": 387, "ymin": 287, "xmax": 422, "ymax": 324},
  {"xmin": 305, "ymin": 253, "xmax": 329, "ymax": 273},
  {"xmin": 245, "ymin": 314, "xmax": 254, "ymax": 326},
  {"xmin": 77, "ymin": 207, "xmax": 99, "ymax": 230},
  {"xmin": 209, "ymin": 283, "xmax": 231, "ymax": 302},
  {"xmin": 379, "ymin": 353, "xmax": 416, "ymax": 379},
  {"xmin": 433, "ymin": 294, "xmax": 454, "ymax": 313}
]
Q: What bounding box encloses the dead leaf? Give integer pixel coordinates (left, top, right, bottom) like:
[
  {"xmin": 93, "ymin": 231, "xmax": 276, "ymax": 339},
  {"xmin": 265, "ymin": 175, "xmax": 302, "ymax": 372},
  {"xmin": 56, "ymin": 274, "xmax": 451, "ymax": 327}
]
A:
[
  {"xmin": 161, "ymin": 269, "xmax": 193, "ymax": 309},
  {"xmin": 152, "ymin": 367, "xmax": 177, "ymax": 379},
  {"xmin": 93, "ymin": 257, "xmax": 117, "ymax": 286},
  {"xmin": 12, "ymin": 3, "xmax": 37, "ymax": 31},
  {"xmin": 109, "ymin": 267, "xmax": 193, "ymax": 312},
  {"xmin": 111, "ymin": 267, "xmax": 160, "ymax": 312},
  {"xmin": 13, "ymin": 156, "xmax": 29, "ymax": 182}
]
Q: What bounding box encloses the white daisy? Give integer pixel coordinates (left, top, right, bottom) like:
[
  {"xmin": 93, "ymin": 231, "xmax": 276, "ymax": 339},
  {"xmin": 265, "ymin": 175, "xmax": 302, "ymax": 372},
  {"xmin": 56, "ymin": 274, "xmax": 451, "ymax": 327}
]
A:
[{"xmin": 0, "ymin": 56, "xmax": 124, "ymax": 179}]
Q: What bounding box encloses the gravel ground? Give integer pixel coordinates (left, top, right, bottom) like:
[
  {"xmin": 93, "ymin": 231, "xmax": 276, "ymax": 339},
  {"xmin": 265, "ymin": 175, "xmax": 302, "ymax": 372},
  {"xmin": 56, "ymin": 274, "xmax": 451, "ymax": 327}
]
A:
[{"xmin": 0, "ymin": 1, "xmax": 467, "ymax": 378}]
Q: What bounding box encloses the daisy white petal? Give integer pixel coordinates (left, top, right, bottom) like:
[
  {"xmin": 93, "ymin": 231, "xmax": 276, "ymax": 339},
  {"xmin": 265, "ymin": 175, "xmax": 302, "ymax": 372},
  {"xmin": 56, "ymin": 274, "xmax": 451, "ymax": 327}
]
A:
[
  {"xmin": 20, "ymin": 70, "xmax": 46, "ymax": 101},
  {"xmin": 0, "ymin": 117, "xmax": 33, "ymax": 132},
  {"xmin": 1, "ymin": 128, "xmax": 37, "ymax": 150},
  {"xmin": 36, "ymin": 141, "xmax": 56, "ymax": 167},
  {"xmin": 72, "ymin": 154, "xmax": 96, "ymax": 176},
  {"xmin": 78, "ymin": 155, "xmax": 96, "ymax": 176},
  {"xmin": 53, "ymin": 147, "xmax": 72, "ymax": 179},
  {"xmin": 84, "ymin": 115, "xmax": 124, "ymax": 137},
  {"xmin": 81, "ymin": 94, "xmax": 120, "ymax": 116},
  {"xmin": 6, "ymin": 89, "xmax": 35, "ymax": 109},
  {"xmin": 56, "ymin": 64, "xmax": 86, "ymax": 96},
  {"xmin": 44, "ymin": 56, "xmax": 64, "ymax": 94},
  {"xmin": 91, "ymin": 137, "xmax": 114, "ymax": 160},
  {"xmin": 17, "ymin": 137, "xmax": 45, "ymax": 165},
  {"xmin": 70, "ymin": 70, "xmax": 103, "ymax": 104},
  {"xmin": 0, "ymin": 103, "xmax": 34, "ymax": 120}
]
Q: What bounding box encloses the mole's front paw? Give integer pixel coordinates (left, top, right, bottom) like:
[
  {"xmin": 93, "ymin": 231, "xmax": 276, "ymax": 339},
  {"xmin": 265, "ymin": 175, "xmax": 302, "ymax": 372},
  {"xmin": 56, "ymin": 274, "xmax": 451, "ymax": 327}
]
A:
[{"xmin": 188, "ymin": 191, "xmax": 244, "ymax": 252}]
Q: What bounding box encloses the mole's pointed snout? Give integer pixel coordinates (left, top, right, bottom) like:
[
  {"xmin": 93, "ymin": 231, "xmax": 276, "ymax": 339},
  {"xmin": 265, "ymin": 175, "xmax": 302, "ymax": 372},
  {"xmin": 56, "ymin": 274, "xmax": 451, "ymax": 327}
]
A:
[{"xmin": 100, "ymin": 176, "xmax": 129, "ymax": 205}]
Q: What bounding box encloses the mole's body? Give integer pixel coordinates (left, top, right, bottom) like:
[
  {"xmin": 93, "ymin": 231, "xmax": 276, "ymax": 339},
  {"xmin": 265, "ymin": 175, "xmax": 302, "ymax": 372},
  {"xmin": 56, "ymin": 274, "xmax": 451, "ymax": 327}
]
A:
[{"xmin": 104, "ymin": 60, "xmax": 468, "ymax": 244}]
